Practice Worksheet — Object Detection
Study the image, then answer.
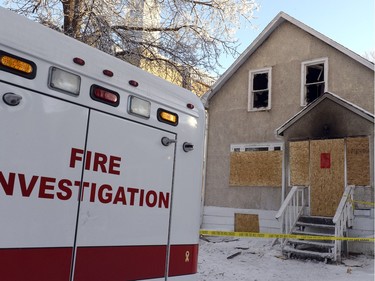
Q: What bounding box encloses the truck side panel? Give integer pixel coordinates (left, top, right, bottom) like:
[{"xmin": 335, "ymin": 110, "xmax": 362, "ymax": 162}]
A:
[{"xmin": 0, "ymin": 83, "xmax": 88, "ymax": 280}]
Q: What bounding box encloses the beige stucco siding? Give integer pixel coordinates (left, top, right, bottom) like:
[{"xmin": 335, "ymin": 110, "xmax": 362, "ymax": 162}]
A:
[{"xmin": 204, "ymin": 21, "xmax": 374, "ymax": 210}]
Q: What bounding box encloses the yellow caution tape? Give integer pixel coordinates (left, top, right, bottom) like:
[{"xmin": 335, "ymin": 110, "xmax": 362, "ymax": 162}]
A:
[
  {"xmin": 199, "ymin": 230, "xmax": 375, "ymax": 242},
  {"xmin": 350, "ymin": 199, "xmax": 375, "ymax": 206}
]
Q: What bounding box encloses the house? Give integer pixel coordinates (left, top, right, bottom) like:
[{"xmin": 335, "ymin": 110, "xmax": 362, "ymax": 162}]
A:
[{"xmin": 201, "ymin": 12, "xmax": 374, "ymax": 258}]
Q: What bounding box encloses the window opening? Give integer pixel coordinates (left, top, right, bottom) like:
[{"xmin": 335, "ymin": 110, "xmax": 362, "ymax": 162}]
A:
[
  {"xmin": 301, "ymin": 58, "xmax": 327, "ymax": 106},
  {"xmin": 305, "ymin": 63, "xmax": 324, "ymax": 103},
  {"xmin": 245, "ymin": 147, "xmax": 268, "ymax": 152},
  {"xmin": 253, "ymin": 73, "xmax": 269, "ymax": 108},
  {"xmin": 249, "ymin": 68, "xmax": 271, "ymax": 111}
]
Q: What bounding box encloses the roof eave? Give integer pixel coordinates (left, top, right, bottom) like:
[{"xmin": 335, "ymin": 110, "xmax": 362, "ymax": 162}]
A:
[
  {"xmin": 276, "ymin": 92, "xmax": 375, "ymax": 137},
  {"xmin": 207, "ymin": 12, "xmax": 287, "ymax": 101}
]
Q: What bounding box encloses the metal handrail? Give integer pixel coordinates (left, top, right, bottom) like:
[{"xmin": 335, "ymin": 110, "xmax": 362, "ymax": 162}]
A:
[{"xmin": 333, "ymin": 185, "xmax": 354, "ymax": 262}]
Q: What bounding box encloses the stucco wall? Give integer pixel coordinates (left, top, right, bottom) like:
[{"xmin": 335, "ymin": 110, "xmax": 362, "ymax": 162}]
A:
[{"xmin": 204, "ymin": 21, "xmax": 374, "ymax": 210}]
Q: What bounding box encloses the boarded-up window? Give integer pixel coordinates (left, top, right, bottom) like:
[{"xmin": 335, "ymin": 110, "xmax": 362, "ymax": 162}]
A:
[
  {"xmin": 234, "ymin": 214, "xmax": 259, "ymax": 232},
  {"xmin": 289, "ymin": 141, "xmax": 310, "ymax": 186},
  {"xmin": 347, "ymin": 137, "xmax": 370, "ymax": 186},
  {"xmin": 229, "ymin": 150, "xmax": 282, "ymax": 187}
]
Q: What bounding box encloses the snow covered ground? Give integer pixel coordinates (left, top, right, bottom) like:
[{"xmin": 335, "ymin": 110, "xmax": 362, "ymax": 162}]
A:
[{"xmin": 198, "ymin": 236, "xmax": 374, "ymax": 281}]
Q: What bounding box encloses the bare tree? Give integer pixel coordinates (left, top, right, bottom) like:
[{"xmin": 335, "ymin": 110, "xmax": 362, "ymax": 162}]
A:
[{"xmin": 4, "ymin": 0, "xmax": 259, "ymax": 91}]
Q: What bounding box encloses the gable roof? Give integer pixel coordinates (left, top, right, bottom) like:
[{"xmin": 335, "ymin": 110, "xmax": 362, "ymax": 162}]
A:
[
  {"xmin": 202, "ymin": 12, "xmax": 374, "ymax": 107},
  {"xmin": 276, "ymin": 92, "xmax": 374, "ymax": 139}
]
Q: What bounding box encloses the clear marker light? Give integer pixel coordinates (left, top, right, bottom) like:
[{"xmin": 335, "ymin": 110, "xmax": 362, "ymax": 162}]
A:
[
  {"xmin": 128, "ymin": 96, "xmax": 151, "ymax": 118},
  {"xmin": 49, "ymin": 67, "xmax": 81, "ymax": 95}
]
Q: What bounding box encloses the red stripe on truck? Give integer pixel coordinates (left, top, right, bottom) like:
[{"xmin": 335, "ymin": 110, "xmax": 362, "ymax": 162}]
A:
[
  {"xmin": 74, "ymin": 244, "xmax": 199, "ymax": 280},
  {"xmin": 0, "ymin": 247, "xmax": 72, "ymax": 281},
  {"xmin": 0, "ymin": 244, "xmax": 198, "ymax": 280},
  {"xmin": 73, "ymin": 245, "xmax": 167, "ymax": 280},
  {"xmin": 169, "ymin": 244, "xmax": 199, "ymax": 277}
]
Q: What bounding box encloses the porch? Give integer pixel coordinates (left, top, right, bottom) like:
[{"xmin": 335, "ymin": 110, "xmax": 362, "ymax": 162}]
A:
[{"xmin": 275, "ymin": 92, "xmax": 374, "ymax": 262}]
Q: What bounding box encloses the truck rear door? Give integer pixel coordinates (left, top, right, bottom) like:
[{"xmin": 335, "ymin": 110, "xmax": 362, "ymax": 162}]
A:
[
  {"xmin": 0, "ymin": 82, "xmax": 89, "ymax": 281},
  {"xmin": 73, "ymin": 110, "xmax": 176, "ymax": 280}
]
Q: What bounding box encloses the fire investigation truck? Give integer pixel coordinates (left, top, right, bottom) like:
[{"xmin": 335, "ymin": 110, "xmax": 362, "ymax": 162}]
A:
[{"xmin": 0, "ymin": 7, "xmax": 205, "ymax": 281}]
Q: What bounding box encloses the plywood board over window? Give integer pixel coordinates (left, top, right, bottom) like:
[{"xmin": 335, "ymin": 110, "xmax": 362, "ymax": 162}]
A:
[
  {"xmin": 234, "ymin": 214, "xmax": 260, "ymax": 232},
  {"xmin": 347, "ymin": 137, "xmax": 370, "ymax": 186},
  {"xmin": 229, "ymin": 151, "xmax": 282, "ymax": 187},
  {"xmin": 289, "ymin": 141, "xmax": 310, "ymax": 186}
]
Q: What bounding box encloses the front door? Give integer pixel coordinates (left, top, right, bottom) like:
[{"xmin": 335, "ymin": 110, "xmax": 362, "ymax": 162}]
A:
[{"xmin": 310, "ymin": 139, "xmax": 345, "ymax": 217}]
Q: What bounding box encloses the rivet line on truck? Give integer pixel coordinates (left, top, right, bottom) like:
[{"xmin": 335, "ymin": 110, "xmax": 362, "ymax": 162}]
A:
[{"xmin": 0, "ymin": 7, "xmax": 205, "ymax": 281}]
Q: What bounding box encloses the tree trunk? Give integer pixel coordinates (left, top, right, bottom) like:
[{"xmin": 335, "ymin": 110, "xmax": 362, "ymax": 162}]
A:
[{"xmin": 61, "ymin": 0, "xmax": 82, "ymax": 39}]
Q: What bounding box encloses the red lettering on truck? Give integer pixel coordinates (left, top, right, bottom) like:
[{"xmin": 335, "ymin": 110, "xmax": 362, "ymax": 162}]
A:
[
  {"xmin": 0, "ymin": 171, "xmax": 15, "ymax": 195},
  {"xmin": 0, "ymin": 171, "xmax": 170, "ymax": 209},
  {"xmin": 69, "ymin": 148, "xmax": 121, "ymax": 175},
  {"xmin": 57, "ymin": 179, "xmax": 73, "ymax": 200}
]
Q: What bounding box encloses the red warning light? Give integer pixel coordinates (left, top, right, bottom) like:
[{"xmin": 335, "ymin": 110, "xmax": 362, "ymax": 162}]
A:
[
  {"xmin": 103, "ymin": 69, "xmax": 114, "ymax": 77},
  {"xmin": 94, "ymin": 88, "xmax": 117, "ymax": 103},
  {"xmin": 187, "ymin": 103, "xmax": 194, "ymax": 109},
  {"xmin": 90, "ymin": 85, "xmax": 119, "ymax": 106},
  {"xmin": 73, "ymin": 57, "xmax": 85, "ymax": 66},
  {"xmin": 129, "ymin": 80, "xmax": 139, "ymax": 87}
]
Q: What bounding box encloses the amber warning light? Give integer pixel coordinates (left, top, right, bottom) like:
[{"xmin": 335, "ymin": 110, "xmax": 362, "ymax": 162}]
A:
[
  {"xmin": 0, "ymin": 51, "xmax": 36, "ymax": 79},
  {"xmin": 158, "ymin": 108, "xmax": 178, "ymax": 126}
]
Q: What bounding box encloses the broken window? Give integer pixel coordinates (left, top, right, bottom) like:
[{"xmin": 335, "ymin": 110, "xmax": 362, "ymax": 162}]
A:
[
  {"xmin": 301, "ymin": 58, "xmax": 328, "ymax": 105},
  {"xmin": 248, "ymin": 68, "xmax": 271, "ymax": 111}
]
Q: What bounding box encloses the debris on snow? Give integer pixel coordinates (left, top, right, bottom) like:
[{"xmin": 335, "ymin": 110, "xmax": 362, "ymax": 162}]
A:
[
  {"xmin": 198, "ymin": 237, "xmax": 374, "ymax": 281},
  {"xmin": 227, "ymin": 251, "xmax": 241, "ymax": 259}
]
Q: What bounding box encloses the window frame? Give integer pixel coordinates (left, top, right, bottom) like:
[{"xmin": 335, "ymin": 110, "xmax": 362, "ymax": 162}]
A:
[
  {"xmin": 300, "ymin": 57, "xmax": 328, "ymax": 106},
  {"xmin": 248, "ymin": 67, "xmax": 272, "ymax": 111},
  {"xmin": 230, "ymin": 142, "xmax": 283, "ymax": 152}
]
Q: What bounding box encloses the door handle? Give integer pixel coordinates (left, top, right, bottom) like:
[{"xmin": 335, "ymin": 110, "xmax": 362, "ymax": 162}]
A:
[{"xmin": 161, "ymin": 137, "xmax": 176, "ymax": 146}]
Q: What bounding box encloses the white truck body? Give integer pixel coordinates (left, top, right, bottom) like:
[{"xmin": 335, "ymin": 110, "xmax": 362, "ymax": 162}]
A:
[{"xmin": 0, "ymin": 7, "xmax": 205, "ymax": 281}]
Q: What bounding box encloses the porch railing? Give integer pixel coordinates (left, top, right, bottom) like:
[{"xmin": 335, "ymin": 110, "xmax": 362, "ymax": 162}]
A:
[
  {"xmin": 333, "ymin": 185, "xmax": 354, "ymax": 262},
  {"xmin": 275, "ymin": 186, "xmax": 308, "ymax": 245}
]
